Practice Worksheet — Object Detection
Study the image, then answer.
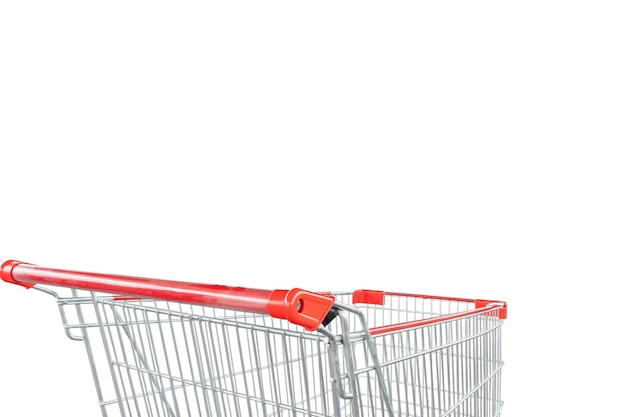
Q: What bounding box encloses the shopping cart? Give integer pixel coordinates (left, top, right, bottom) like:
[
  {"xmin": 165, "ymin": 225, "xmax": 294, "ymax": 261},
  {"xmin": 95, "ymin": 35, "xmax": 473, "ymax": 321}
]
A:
[{"xmin": 1, "ymin": 260, "xmax": 506, "ymax": 417}]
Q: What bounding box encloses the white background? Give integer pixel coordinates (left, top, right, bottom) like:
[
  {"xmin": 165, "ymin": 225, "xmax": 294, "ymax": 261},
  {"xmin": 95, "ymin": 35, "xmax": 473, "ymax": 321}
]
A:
[{"xmin": 1, "ymin": 2, "xmax": 624, "ymax": 416}]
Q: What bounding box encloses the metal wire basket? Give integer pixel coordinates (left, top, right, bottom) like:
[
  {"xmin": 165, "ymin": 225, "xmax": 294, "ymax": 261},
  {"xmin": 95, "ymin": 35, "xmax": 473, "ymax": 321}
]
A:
[{"xmin": 1, "ymin": 260, "xmax": 506, "ymax": 417}]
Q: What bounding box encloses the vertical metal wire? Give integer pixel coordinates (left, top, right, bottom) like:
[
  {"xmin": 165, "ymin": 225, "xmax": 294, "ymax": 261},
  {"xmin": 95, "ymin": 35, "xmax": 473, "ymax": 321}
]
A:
[
  {"xmin": 92, "ymin": 295, "xmax": 129, "ymax": 417},
  {"xmin": 177, "ymin": 305, "xmax": 204, "ymax": 416},
  {"xmin": 72, "ymin": 290, "xmax": 109, "ymax": 417},
  {"xmin": 189, "ymin": 315, "xmax": 214, "ymax": 416},
  {"xmin": 156, "ymin": 306, "xmax": 182, "ymax": 416}
]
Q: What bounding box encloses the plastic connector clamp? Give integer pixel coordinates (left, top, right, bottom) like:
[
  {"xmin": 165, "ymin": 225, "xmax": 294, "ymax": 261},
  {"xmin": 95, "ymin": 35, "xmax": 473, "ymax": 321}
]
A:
[{"xmin": 267, "ymin": 289, "xmax": 336, "ymax": 331}]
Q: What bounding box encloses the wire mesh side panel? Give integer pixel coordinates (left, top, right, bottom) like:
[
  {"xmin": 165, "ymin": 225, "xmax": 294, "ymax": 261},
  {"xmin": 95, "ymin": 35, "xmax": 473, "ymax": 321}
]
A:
[
  {"xmin": 333, "ymin": 294, "xmax": 505, "ymax": 417},
  {"xmin": 85, "ymin": 297, "xmax": 336, "ymax": 417},
  {"xmin": 360, "ymin": 312, "xmax": 503, "ymax": 417}
]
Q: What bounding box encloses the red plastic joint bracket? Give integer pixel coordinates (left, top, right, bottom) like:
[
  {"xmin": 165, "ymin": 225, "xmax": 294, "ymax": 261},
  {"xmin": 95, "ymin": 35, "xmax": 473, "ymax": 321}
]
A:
[{"xmin": 267, "ymin": 289, "xmax": 336, "ymax": 331}]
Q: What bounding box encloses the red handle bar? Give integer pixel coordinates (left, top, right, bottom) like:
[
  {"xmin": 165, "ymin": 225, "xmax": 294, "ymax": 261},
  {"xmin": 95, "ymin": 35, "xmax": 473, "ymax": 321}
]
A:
[{"xmin": 1, "ymin": 260, "xmax": 335, "ymax": 331}]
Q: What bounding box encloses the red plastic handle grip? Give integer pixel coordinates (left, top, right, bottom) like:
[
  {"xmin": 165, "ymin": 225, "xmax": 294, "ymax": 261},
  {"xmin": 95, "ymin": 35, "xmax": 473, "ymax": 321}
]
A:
[{"xmin": 0, "ymin": 260, "xmax": 335, "ymax": 331}]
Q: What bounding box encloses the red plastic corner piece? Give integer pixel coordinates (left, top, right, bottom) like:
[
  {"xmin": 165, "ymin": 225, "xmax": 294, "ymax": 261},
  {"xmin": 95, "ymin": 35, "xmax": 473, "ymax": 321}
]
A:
[
  {"xmin": 267, "ymin": 289, "xmax": 335, "ymax": 331},
  {"xmin": 0, "ymin": 260, "xmax": 35, "ymax": 289},
  {"xmin": 353, "ymin": 290, "xmax": 385, "ymax": 305},
  {"xmin": 475, "ymin": 299, "xmax": 507, "ymax": 319}
]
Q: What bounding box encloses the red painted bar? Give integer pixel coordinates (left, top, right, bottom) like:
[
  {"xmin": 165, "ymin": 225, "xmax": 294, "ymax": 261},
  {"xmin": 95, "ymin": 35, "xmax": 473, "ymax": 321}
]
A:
[{"xmin": 1, "ymin": 260, "xmax": 335, "ymax": 331}]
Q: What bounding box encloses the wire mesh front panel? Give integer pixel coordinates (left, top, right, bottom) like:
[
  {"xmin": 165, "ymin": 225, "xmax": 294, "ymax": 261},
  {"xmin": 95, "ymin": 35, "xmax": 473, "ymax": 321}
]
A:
[{"xmin": 75, "ymin": 296, "xmax": 336, "ymax": 417}]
